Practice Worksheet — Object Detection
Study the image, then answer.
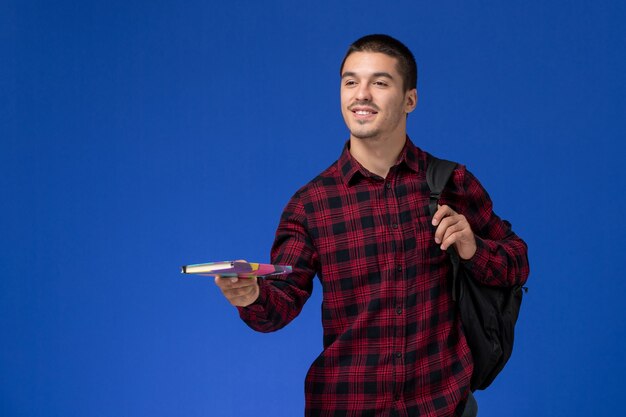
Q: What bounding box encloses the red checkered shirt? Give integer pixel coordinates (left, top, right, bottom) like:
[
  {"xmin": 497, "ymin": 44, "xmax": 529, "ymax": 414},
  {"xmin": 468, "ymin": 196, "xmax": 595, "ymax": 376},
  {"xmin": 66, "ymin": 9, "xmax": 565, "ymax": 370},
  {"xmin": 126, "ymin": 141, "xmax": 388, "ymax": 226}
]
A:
[{"xmin": 239, "ymin": 138, "xmax": 529, "ymax": 417}]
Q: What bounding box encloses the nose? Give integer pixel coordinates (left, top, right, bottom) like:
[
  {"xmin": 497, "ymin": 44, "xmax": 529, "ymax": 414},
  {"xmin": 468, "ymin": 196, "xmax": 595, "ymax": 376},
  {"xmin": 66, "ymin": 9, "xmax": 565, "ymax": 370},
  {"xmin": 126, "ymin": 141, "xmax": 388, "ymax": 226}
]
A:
[{"xmin": 355, "ymin": 82, "xmax": 372, "ymax": 101}]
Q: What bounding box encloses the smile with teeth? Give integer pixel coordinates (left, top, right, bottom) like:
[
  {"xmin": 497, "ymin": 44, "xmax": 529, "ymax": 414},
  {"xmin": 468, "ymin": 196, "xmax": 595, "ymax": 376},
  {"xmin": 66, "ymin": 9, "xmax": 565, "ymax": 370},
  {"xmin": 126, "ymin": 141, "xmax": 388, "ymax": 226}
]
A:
[{"xmin": 351, "ymin": 107, "xmax": 378, "ymax": 117}]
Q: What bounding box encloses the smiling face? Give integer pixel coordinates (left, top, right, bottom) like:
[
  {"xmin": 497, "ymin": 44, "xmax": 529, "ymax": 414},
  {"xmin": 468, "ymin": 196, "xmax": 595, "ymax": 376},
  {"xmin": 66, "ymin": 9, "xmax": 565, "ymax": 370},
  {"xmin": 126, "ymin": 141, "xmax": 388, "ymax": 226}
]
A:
[{"xmin": 340, "ymin": 52, "xmax": 417, "ymax": 143}]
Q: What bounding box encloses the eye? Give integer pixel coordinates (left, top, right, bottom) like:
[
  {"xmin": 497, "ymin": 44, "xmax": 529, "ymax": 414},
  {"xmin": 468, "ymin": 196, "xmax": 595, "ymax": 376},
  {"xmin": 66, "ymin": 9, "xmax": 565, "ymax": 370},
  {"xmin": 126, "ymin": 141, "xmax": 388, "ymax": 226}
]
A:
[
  {"xmin": 373, "ymin": 80, "xmax": 388, "ymax": 87},
  {"xmin": 344, "ymin": 80, "xmax": 357, "ymax": 87}
]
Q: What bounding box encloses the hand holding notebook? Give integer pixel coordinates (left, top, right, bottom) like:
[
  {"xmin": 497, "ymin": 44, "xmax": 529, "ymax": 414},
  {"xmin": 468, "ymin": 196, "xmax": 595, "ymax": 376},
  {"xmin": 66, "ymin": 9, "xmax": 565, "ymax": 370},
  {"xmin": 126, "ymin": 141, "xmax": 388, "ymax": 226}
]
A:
[{"xmin": 181, "ymin": 260, "xmax": 292, "ymax": 278}]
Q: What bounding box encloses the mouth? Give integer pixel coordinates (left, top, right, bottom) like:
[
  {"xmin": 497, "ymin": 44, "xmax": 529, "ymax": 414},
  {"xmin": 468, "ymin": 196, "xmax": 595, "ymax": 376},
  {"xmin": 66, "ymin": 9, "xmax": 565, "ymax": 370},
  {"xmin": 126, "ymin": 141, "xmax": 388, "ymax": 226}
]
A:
[{"xmin": 350, "ymin": 106, "xmax": 378, "ymax": 119}]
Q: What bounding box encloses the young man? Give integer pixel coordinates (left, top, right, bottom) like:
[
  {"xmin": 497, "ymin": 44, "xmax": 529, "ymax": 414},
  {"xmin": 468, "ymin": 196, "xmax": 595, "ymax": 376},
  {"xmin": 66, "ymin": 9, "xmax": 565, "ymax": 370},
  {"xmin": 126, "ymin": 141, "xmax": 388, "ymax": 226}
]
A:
[{"xmin": 215, "ymin": 34, "xmax": 529, "ymax": 417}]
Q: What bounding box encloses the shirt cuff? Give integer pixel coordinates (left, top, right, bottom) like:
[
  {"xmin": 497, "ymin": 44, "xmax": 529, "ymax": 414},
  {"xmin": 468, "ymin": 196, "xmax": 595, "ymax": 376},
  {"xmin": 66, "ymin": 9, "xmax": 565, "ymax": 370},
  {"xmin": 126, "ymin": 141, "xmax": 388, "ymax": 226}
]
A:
[{"xmin": 460, "ymin": 235, "xmax": 490, "ymax": 275}]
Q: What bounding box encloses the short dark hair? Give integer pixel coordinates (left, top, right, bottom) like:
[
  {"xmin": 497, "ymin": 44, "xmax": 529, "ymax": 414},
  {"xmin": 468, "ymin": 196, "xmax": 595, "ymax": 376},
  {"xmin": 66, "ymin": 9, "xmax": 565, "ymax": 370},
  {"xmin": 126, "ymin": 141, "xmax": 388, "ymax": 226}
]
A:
[{"xmin": 340, "ymin": 34, "xmax": 417, "ymax": 92}]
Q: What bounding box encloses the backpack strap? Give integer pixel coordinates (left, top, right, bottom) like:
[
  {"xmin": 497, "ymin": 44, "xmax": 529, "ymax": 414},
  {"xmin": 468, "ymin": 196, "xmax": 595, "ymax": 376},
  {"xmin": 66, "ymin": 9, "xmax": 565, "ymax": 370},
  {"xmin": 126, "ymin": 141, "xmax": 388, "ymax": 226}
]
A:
[
  {"xmin": 426, "ymin": 156, "xmax": 461, "ymax": 300},
  {"xmin": 426, "ymin": 156, "xmax": 458, "ymax": 216}
]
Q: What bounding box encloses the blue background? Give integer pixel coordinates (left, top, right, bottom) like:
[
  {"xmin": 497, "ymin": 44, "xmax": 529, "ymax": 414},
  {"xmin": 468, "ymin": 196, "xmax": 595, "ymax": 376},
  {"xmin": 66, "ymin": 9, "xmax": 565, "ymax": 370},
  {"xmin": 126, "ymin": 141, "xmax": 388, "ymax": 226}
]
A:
[{"xmin": 2, "ymin": 1, "xmax": 625, "ymax": 416}]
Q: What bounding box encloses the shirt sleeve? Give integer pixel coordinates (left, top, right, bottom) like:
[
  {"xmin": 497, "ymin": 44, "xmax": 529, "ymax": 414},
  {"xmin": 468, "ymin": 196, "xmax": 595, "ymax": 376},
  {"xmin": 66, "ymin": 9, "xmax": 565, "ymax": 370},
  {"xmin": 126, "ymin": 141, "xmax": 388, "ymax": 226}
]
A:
[
  {"xmin": 237, "ymin": 191, "xmax": 319, "ymax": 332},
  {"xmin": 441, "ymin": 165, "xmax": 530, "ymax": 287}
]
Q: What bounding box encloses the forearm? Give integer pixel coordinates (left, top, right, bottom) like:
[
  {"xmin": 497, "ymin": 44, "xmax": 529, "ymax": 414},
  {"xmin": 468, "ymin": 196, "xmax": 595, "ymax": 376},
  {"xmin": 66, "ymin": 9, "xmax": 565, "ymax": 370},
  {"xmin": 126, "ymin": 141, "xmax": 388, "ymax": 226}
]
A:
[
  {"xmin": 462, "ymin": 230, "xmax": 529, "ymax": 287},
  {"xmin": 443, "ymin": 166, "xmax": 530, "ymax": 287},
  {"xmin": 237, "ymin": 193, "xmax": 318, "ymax": 332}
]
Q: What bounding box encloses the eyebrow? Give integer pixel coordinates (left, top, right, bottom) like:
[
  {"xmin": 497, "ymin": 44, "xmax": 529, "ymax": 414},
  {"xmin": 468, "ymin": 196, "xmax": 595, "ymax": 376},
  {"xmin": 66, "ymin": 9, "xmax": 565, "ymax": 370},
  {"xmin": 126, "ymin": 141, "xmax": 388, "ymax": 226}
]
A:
[{"xmin": 341, "ymin": 71, "xmax": 394, "ymax": 80}]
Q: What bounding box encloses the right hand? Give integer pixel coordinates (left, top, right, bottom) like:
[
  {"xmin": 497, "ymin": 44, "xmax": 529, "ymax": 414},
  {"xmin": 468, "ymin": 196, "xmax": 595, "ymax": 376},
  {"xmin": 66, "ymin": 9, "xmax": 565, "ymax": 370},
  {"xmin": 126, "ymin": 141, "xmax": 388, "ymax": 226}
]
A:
[{"xmin": 214, "ymin": 275, "xmax": 260, "ymax": 307}]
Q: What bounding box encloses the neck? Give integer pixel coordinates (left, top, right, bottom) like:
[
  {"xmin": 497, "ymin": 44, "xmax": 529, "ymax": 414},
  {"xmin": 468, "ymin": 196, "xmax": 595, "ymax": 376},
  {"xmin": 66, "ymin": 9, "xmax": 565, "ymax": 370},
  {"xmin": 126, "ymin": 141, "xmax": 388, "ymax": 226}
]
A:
[{"xmin": 349, "ymin": 134, "xmax": 407, "ymax": 178}]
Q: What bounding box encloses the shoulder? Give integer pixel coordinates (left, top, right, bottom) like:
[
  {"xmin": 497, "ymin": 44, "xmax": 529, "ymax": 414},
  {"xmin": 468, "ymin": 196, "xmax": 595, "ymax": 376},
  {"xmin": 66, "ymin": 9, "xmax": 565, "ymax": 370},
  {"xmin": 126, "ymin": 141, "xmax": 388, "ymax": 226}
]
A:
[
  {"xmin": 424, "ymin": 152, "xmax": 481, "ymax": 188},
  {"xmin": 424, "ymin": 153, "xmax": 490, "ymax": 204},
  {"xmin": 290, "ymin": 160, "xmax": 343, "ymax": 201},
  {"xmin": 279, "ymin": 159, "xmax": 342, "ymax": 217}
]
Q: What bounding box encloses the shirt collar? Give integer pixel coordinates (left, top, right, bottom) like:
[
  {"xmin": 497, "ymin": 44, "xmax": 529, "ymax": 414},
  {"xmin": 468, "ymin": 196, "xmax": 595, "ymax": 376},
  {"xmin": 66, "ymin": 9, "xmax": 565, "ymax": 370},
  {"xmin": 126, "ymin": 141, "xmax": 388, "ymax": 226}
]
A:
[{"xmin": 338, "ymin": 136, "xmax": 423, "ymax": 186}]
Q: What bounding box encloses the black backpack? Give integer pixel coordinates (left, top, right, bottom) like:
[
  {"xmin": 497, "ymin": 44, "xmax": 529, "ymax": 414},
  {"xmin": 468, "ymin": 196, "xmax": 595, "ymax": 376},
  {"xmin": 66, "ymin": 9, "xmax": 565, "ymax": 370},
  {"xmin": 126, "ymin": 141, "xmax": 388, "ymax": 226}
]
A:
[{"xmin": 426, "ymin": 156, "xmax": 526, "ymax": 391}]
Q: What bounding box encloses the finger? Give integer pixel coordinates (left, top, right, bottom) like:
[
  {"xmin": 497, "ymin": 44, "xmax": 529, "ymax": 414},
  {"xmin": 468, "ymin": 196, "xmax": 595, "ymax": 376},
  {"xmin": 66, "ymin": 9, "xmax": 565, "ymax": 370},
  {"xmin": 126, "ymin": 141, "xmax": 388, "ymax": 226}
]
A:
[
  {"xmin": 438, "ymin": 214, "xmax": 471, "ymax": 248},
  {"xmin": 441, "ymin": 220, "xmax": 466, "ymax": 246},
  {"xmin": 214, "ymin": 276, "xmax": 244, "ymax": 292},
  {"xmin": 216, "ymin": 275, "xmax": 258, "ymax": 289},
  {"xmin": 214, "ymin": 275, "xmax": 235, "ymax": 288},
  {"xmin": 440, "ymin": 228, "xmax": 463, "ymax": 251},
  {"xmin": 432, "ymin": 205, "xmax": 457, "ymax": 226},
  {"xmin": 225, "ymin": 284, "xmax": 259, "ymax": 307},
  {"xmin": 229, "ymin": 292, "xmax": 256, "ymax": 307},
  {"xmin": 224, "ymin": 285, "xmax": 256, "ymax": 298},
  {"xmin": 434, "ymin": 214, "xmax": 461, "ymax": 244},
  {"xmin": 440, "ymin": 228, "xmax": 477, "ymax": 260}
]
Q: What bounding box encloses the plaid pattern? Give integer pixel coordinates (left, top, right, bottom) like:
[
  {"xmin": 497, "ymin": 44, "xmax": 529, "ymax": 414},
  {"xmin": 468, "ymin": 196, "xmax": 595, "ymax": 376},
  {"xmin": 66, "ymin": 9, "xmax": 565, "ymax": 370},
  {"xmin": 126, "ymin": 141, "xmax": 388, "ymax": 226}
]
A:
[{"xmin": 239, "ymin": 138, "xmax": 529, "ymax": 417}]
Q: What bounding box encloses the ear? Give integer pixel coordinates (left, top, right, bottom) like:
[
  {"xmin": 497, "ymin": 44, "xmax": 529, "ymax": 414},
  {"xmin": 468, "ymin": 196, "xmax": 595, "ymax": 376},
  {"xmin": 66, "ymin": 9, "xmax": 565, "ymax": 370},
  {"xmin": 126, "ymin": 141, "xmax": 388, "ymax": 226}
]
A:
[{"xmin": 404, "ymin": 88, "xmax": 418, "ymax": 114}]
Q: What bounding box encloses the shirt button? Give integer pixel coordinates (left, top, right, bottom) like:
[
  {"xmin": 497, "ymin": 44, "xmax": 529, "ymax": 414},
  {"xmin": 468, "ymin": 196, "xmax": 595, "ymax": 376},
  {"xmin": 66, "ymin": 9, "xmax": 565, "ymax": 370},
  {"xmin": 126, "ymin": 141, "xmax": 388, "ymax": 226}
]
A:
[
  {"xmin": 386, "ymin": 183, "xmax": 392, "ymax": 189},
  {"xmin": 396, "ymin": 307, "xmax": 402, "ymax": 315},
  {"xmin": 392, "ymin": 223, "xmax": 398, "ymax": 229},
  {"xmin": 396, "ymin": 265, "xmax": 402, "ymax": 272},
  {"xmin": 395, "ymin": 352, "xmax": 402, "ymax": 359}
]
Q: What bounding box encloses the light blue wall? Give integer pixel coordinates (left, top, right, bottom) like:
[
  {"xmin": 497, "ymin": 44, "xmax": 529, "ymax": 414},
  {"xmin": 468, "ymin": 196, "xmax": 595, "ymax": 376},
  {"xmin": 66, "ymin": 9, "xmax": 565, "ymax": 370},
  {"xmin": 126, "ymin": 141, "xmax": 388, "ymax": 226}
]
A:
[{"xmin": 2, "ymin": 1, "xmax": 625, "ymax": 416}]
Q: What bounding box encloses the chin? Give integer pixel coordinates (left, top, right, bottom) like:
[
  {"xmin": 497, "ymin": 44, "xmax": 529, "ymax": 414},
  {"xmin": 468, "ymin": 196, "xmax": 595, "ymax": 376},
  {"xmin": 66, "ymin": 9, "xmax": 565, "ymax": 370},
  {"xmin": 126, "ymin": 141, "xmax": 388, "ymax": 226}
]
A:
[
  {"xmin": 351, "ymin": 131, "xmax": 379, "ymax": 140},
  {"xmin": 348, "ymin": 125, "xmax": 375, "ymax": 139}
]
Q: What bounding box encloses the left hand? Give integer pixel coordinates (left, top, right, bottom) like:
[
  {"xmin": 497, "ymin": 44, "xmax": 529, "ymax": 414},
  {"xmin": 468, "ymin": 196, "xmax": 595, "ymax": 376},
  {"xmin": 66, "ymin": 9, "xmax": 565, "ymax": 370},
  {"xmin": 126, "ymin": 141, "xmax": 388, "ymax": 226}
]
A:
[{"xmin": 432, "ymin": 205, "xmax": 477, "ymax": 260}]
